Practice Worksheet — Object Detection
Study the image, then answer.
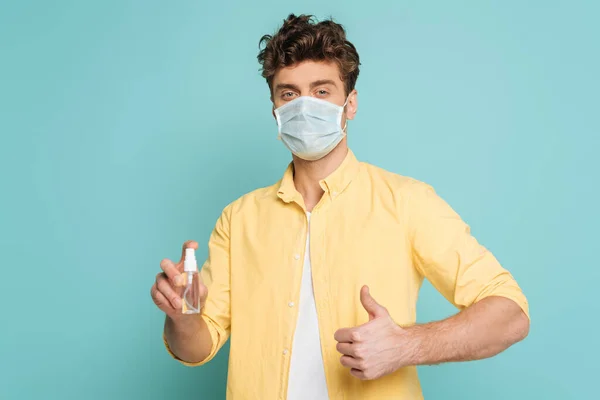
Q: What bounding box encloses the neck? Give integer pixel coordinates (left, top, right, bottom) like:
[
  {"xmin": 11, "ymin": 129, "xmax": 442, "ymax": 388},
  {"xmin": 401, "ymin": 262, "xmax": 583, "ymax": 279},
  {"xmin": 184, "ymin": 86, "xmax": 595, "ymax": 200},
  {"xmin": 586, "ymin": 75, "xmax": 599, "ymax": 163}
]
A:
[{"xmin": 292, "ymin": 140, "xmax": 348, "ymax": 212}]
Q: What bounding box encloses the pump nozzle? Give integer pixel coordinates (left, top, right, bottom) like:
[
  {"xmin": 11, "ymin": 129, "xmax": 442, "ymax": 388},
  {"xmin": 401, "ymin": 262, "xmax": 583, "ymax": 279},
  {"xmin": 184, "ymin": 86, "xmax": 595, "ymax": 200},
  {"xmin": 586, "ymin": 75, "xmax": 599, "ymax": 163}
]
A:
[{"xmin": 184, "ymin": 248, "xmax": 197, "ymax": 272}]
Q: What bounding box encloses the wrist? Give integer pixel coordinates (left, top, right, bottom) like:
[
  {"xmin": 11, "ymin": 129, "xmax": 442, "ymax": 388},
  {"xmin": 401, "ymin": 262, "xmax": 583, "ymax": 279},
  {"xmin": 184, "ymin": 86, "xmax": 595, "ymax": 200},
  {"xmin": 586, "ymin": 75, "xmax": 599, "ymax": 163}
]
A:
[
  {"xmin": 397, "ymin": 324, "xmax": 427, "ymax": 367},
  {"xmin": 166, "ymin": 311, "xmax": 204, "ymax": 330}
]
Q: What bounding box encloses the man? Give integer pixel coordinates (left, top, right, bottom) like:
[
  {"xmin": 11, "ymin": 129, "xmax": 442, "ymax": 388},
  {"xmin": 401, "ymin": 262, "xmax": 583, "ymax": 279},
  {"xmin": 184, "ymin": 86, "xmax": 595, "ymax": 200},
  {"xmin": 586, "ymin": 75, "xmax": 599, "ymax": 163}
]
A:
[{"xmin": 150, "ymin": 14, "xmax": 530, "ymax": 400}]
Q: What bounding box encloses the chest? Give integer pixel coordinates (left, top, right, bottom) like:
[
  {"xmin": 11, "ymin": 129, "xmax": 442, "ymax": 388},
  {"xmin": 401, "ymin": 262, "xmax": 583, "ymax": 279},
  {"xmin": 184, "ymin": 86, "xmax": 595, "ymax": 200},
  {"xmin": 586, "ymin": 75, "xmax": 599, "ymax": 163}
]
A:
[{"xmin": 230, "ymin": 204, "xmax": 414, "ymax": 298}]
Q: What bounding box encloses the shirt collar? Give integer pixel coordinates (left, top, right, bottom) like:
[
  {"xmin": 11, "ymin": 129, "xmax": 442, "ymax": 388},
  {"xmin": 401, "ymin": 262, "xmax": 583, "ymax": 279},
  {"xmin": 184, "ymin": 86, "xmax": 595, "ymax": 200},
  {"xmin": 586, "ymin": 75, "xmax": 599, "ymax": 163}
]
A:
[{"xmin": 277, "ymin": 149, "xmax": 360, "ymax": 203}]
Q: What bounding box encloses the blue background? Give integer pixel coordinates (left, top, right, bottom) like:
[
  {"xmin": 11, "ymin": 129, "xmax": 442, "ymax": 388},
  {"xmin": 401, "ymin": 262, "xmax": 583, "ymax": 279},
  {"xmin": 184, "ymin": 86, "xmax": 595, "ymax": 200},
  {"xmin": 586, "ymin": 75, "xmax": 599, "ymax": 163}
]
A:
[{"xmin": 1, "ymin": 1, "xmax": 598, "ymax": 399}]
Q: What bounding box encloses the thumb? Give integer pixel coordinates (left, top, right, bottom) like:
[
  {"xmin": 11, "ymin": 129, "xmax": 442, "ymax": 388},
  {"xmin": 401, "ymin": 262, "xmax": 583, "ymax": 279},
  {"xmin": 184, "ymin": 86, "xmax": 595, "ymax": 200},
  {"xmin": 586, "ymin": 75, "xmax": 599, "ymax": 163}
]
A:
[{"xmin": 360, "ymin": 285, "xmax": 387, "ymax": 320}]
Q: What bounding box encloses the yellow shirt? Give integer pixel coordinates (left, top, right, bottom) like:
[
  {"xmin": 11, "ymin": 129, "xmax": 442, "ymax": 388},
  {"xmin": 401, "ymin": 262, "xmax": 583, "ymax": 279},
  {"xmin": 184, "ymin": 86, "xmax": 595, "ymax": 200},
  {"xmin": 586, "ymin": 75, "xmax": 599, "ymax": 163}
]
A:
[{"xmin": 164, "ymin": 149, "xmax": 529, "ymax": 399}]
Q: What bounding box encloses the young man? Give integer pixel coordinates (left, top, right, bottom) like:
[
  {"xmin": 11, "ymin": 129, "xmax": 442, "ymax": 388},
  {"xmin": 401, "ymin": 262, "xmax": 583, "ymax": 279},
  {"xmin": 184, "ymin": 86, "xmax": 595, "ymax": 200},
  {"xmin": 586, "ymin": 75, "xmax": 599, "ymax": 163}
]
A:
[{"xmin": 151, "ymin": 14, "xmax": 530, "ymax": 400}]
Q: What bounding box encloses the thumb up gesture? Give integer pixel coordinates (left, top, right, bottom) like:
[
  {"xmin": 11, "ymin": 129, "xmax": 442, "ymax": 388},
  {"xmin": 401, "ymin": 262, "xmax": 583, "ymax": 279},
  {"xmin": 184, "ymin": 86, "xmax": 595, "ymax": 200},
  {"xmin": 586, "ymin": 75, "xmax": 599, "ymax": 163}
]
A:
[{"xmin": 334, "ymin": 286, "xmax": 417, "ymax": 380}]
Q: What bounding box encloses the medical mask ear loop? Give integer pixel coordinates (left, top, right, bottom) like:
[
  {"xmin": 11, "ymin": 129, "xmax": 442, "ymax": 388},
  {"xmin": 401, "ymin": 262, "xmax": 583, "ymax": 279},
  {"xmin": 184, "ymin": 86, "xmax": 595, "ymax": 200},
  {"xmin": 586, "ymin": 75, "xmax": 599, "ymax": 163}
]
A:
[
  {"xmin": 343, "ymin": 95, "xmax": 350, "ymax": 108},
  {"xmin": 340, "ymin": 94, "xmax": 351, "ymax": 136},
  {"xmin": 274, "ymin": 105, "xmax": 283, "ymax": 140}
]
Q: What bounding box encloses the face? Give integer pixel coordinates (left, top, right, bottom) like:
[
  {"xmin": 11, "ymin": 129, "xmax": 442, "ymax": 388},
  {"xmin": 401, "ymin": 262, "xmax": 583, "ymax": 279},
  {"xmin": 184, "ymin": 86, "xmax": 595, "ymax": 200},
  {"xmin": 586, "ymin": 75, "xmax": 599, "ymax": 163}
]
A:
[{"xmin": 271, "ymin": 60, "xmax": 358, "ymax": 125}]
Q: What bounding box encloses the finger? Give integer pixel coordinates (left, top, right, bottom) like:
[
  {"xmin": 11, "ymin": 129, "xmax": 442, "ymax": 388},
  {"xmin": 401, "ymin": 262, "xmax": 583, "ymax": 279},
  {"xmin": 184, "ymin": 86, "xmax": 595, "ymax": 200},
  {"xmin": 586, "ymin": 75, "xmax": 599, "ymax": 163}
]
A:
[
  {"xmin": 156, "ymin": 273, "xmax": 182, "ymax": 309},
  {"xmin": 178, "ymin": 240, "xmax": 199, "ymax": 265},
  {"xmin": 151, "ymin": 284, "xmax": 171, "ymax": 310},
  {"xmin": 340, "ymin": 355, "xmax": 362, "ymax": 369},
  {"xmin": 360, "ymin": 285, "xmax": 388, "ymax": 320},
  {"xmin": 350, "ymin": 368, "xmax": 367, "ymax": 380},
  {"xmin": 175, "ymin": 272, "xmax": 188, "ymax": 287},
  {"xmin": 334, "ymin": 328, "xmax": 361, "ymax": 343},
  {"xmin": 160, "ymin": 259, "xmax": 181, "ymax": 283},
  {"xmin": 336, "ymin": 342, "xmax": 357, "ymax": 357}
]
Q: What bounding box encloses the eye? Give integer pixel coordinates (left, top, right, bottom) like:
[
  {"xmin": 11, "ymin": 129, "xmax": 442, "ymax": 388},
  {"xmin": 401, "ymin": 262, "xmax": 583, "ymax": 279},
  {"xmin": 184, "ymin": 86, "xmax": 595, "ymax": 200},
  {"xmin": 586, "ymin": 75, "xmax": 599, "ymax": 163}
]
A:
[
  {"xmin": 282, "ymin": 91, "xmax": 297, "ymax": 100},
  {"xmin": 316, "ymin": 89, "xmax": 329, "ymax": 98}
]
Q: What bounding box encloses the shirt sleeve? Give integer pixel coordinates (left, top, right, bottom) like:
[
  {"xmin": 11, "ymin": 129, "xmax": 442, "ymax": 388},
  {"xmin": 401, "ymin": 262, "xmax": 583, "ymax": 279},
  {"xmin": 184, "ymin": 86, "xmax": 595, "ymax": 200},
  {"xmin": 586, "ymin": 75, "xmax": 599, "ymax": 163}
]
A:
[
  {"xmin": 407, "ymin": 180, "xmax": 529, "ymax": 319},
  {"xmin": 164, "ymin": 204, "xmax": 233, "ymax": 366}
]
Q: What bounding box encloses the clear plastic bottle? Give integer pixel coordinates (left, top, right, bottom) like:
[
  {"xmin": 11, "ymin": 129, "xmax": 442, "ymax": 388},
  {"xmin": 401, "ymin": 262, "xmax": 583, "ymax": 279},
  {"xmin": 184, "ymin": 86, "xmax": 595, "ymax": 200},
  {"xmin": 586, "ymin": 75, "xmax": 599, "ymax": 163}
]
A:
[{"xmin": 181, "ymin": 248, "xmax": 200, "ymax": 314}]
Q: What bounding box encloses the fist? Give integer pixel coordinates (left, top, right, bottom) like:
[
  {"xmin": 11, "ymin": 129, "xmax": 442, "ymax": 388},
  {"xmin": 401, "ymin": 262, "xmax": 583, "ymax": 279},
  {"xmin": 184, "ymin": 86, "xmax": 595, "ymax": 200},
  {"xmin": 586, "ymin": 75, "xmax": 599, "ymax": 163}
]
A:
[
  {"xmin": 150, "ymin": 240, "xmax": 208, "ymax": 318},
  {"xmin": 334, "ymin": 286, "xmax": 415, "ymax": 380}
]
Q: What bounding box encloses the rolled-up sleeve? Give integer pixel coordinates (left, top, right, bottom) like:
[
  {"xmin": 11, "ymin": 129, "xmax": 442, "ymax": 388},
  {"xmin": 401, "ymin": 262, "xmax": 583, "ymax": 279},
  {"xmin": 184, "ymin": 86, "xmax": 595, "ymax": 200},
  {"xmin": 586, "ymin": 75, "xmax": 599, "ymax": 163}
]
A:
[
  {"xmin": 407, "ymin": 181, "xmax": 529, "ymax": 319},
  {"xmin": 164, "ymin": 204, "xmax": 233, "ymax": 366}
]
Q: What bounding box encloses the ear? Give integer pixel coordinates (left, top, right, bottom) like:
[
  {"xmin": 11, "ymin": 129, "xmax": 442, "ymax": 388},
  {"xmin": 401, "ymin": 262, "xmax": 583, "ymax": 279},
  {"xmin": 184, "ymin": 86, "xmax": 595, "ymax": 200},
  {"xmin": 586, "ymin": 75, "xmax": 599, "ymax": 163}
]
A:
[{"xmin": 345, "ymin": 89, "xmax": 358, "ymax": 120}]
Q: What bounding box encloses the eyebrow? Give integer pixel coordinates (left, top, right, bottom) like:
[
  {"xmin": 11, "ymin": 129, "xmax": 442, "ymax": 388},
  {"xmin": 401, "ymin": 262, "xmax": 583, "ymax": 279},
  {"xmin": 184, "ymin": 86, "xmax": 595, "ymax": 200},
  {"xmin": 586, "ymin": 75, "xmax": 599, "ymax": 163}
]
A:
[
  {"xmin": 274, "ymin": 79, "xmax": 338, "ymax": 92},
  {"xmin": 309, "ymin": 79, "xmax": 337, "ymax": 89},
  {"xmin": 274, "ymin": 83, "xmax": 301, "ymax": 92}
]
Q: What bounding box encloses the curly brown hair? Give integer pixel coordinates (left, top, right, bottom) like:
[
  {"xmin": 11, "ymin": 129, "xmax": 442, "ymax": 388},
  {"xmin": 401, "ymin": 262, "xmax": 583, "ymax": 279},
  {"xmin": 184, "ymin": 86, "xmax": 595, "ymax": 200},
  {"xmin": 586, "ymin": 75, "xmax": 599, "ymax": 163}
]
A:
[{"xmin": 257, "ymin": 14, "xmax": 360, "ymax": 96}]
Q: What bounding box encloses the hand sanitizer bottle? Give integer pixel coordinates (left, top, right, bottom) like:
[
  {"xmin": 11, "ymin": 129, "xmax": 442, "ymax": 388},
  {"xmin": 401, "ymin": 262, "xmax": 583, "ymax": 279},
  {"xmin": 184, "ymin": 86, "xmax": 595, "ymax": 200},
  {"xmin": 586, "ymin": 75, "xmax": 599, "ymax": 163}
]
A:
[{"xmin": 182, "ymin": 248, "xmax": 200, "ymax": 314}]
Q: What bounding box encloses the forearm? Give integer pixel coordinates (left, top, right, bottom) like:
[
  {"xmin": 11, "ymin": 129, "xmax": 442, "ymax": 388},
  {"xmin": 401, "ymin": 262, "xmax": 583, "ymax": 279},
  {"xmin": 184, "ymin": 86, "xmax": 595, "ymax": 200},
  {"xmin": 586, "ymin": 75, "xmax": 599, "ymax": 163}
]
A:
[
  {"xmin": 164, "ymin": 314, "xmax": 213, "ymax": 364},
  {"xmin": 405, "ymin": 296, "xmax": 529, "ymax": 365}
]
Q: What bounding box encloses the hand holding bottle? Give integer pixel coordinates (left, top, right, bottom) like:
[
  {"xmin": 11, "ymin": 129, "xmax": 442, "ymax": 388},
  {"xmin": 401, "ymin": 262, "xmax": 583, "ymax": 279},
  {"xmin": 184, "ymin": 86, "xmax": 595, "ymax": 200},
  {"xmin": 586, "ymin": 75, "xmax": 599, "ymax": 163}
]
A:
[{"xmin": 151, "ymin": 240, "xmax": 208, "ymax": 319}]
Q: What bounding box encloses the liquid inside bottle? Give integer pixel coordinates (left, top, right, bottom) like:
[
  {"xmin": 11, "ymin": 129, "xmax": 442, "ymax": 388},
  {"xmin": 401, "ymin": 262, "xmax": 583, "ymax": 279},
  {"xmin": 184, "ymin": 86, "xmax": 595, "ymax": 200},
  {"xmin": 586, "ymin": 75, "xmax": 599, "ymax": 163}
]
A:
[{"xmin": 182, "ymin": 271, "xmax": 200, "ymax": 314}]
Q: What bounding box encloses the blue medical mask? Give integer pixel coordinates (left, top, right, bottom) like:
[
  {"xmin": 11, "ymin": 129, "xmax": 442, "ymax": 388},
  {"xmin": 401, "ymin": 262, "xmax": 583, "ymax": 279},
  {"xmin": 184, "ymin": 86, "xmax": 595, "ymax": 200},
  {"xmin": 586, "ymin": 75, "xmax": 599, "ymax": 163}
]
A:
[{"xmin": 274, "ymin": 95, "xmax": 349, "ymax": 161}]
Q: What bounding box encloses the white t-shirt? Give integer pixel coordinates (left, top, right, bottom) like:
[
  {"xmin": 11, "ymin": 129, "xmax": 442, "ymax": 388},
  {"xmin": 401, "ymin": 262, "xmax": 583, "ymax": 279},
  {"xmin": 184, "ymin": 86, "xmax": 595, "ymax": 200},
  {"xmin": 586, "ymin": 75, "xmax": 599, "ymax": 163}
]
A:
[{"xmin": 286, "ymin": 212, "xmax": 329, "ymax": 400}]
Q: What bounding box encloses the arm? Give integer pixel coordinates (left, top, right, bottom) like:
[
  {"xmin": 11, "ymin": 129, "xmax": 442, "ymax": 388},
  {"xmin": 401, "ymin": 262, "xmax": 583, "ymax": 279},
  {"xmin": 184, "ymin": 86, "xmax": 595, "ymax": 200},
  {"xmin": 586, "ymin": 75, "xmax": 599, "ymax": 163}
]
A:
[
  {"xmin": 334, "ymin": 182, "xmax": 529, "ymax": 379},
  {"xmin": 407, "ymin": 181, "xmax": 530, "ymax": 353},
  {"xmin": 164, "ymin": 312, "xmax": 213, "ymax": 364},
  {"xmin": 335, "ymin": 288, "xmax": 529, "ymax": 380},
  {"xmin": 157, "ymin": 204, "xmax": 232, "ymax": 366},
  {"xmin": 406, "ymin": 295, "xmax": 529, "ymax": 365}
]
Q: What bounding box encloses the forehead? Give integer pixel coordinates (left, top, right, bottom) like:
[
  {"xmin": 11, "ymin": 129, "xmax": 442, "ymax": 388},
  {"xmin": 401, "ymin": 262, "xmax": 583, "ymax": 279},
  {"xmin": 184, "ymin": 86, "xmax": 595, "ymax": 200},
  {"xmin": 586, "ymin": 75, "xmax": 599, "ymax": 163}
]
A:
[{"xmin": 272, "ymin": 60, "xmax": 342, "ymax": 87}]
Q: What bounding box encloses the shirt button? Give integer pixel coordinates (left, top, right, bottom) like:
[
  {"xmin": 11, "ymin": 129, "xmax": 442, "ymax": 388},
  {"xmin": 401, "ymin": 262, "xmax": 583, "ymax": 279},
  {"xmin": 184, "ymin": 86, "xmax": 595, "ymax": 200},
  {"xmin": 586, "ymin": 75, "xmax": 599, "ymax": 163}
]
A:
[
  {"xmin": 283, "ymin": 349, "xmax": 289, "ymax": 355},
  {"xmin": 288, "ymin": 302, "xmax": 295, "ymax": 307},
  {"xmin": 293, "ymin": 254, "xmax": 300, "ymax": 260}
]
